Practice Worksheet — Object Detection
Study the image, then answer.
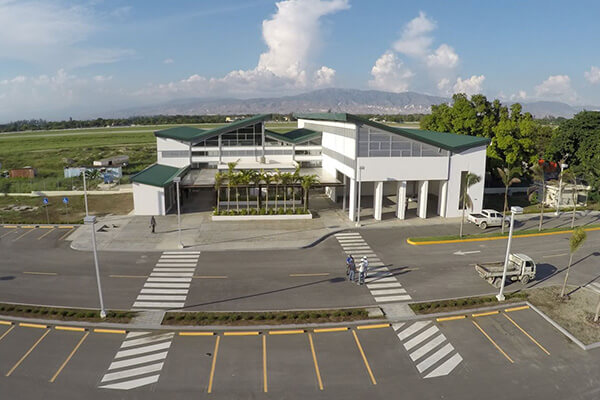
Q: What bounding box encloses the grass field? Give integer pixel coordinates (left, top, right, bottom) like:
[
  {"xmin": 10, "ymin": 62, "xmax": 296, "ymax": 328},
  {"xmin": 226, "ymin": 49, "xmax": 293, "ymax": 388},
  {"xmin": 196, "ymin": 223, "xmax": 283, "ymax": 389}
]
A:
[{"xmin": 0, "ymin": 193, "xmax": 133, "ymax": 224}]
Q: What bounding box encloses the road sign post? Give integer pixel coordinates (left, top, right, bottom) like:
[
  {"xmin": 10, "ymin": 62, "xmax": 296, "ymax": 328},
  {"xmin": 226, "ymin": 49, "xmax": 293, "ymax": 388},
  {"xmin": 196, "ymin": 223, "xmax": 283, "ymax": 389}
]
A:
[
  {"xmin": 43, "ymin": 197, "xmax": 50, "ymax": 224},
  {"xmin": 63, "ymin": 197, "xmax": 69, "ymax": 220}
]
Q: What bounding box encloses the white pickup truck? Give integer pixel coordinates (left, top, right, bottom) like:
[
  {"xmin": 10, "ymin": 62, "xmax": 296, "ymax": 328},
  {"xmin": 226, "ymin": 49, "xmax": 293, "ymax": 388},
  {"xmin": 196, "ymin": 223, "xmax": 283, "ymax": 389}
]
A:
[{"xmin": 467, "ymin": 209, "xmax": 509, "ymax": 229}]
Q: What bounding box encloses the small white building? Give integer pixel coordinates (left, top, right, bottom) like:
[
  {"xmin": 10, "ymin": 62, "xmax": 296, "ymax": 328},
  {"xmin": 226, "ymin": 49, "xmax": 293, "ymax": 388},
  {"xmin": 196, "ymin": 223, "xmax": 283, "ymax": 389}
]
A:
[
  {"xmin": 544, "ymin": 181, "xmax": 591, "ymax": 208},
  {"xmin": 131, "ymin": 113, "xmax": 489, "ymax": 219}
]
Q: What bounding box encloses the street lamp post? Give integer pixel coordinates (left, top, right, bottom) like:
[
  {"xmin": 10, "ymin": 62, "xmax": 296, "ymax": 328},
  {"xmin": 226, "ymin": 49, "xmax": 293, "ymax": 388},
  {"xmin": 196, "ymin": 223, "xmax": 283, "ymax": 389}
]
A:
[
  {"xmin": 355, "ymin": 164, "xmax": 365, "ymax": 227},
  {"xmin": 173, "ymin": 177, "xmax": 183, "ymax": 249},
  {"xmin": 82, "ymin": 168, "xmax": 89, "ymax": 217},
  {"xmin": 555, "ymin": 162, "xmax": 568, "ymax": 216},
  {"xmin": 84, "ymin": 215, "xmax": 106, "ymax": 318},
  {"xmin": 497, "ymin": 206, "xmax": 524, "ymax": 301}
]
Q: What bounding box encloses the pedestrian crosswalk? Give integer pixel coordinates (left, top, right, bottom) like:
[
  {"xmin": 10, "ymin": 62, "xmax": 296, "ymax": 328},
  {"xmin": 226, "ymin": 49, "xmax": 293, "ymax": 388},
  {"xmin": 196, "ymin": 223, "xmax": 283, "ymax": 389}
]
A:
[
  {"xmin": 392, "ymin": 321, "xmax": 463, "ymax": 378},
  {"xmin": 131, "ymin": 251, "xmax": 200, "ymax": 310},
  {"xmin": 99, "ymin": 331, "xmax": 174, "ymax": 390},
  {"xmin": 334, "ymin": 232, "xmax": 412, "ymax": 304}
]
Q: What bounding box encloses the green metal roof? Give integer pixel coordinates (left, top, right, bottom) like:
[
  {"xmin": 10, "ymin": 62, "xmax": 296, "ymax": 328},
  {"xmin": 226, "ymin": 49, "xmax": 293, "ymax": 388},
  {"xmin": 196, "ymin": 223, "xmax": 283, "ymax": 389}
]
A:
[
  {"xmin": 295, "ymin": 112, "xmax": 490, "ymax": 152},
  {"xmin": 264, "ymin": 128, "xmax": 321, "ymax": 144},
  {"xmin": 131, "ymin": 164, "xmax": 188, "ymax": 188},
  {"xmin": 154, "ymin": 114, "xmax": 272, "ymax": 143}
]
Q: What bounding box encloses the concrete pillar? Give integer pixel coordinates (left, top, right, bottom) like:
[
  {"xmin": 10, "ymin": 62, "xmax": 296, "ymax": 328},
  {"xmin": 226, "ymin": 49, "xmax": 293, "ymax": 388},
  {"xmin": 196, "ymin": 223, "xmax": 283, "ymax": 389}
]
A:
[
  {"xmin": 438, "ymin": 180, "xmax": 448, "ymax": 217},
  {"xmin": 342, "ymin": 176, "xmax": 348, "ymax": 211},
  {"xmin": 348, "ymin": 178, "xmax": 357, "ymax": 221},
  {"xmin": 418, "ymin": 180, "xmax": 429, "ymax": 219},
  {"xmin": 374, "ymin": 181, "xmax": 383, "ymax": 220},
  {"xmin": 396, "ymin": 181, "xmax": 407, "ymax": 219}
]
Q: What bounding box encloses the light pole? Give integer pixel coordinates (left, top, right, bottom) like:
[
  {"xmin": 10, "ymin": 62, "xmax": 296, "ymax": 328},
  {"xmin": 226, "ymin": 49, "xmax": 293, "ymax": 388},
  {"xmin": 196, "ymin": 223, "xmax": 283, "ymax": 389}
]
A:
[
  {"xmin": 355, "ymin": 164, "xmax": 365, "ymax": 227},
  {"xmin": 84, "ymin": 215, "xmax": 106, "ymax": 318},
  {"xmin": 555, "ymin": 162, "xmax": 568, "ymax": 216},
  {"xmin": 82, "ymin": 168, "xmax": 89, "ymax": 217},
  {"xmin": 173, "ymin": 177, "xmax": 184, "ymax": 249},
  {"xmin": 497, "ymin": 206, "xmax": 523, "ymax": 301}
]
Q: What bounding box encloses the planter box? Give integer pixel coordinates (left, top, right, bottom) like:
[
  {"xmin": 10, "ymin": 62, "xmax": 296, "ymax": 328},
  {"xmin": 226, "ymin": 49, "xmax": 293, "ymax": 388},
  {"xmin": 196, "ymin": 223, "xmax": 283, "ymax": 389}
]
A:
[{"xmin": 212, "ymin": 212, "xmax": 312, "ymax": 221}]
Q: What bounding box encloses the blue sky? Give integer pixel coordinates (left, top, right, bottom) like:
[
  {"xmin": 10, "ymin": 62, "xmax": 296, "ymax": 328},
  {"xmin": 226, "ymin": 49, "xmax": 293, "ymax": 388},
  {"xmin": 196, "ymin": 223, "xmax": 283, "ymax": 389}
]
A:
[{"xmin": 1, "ymin": 0, "xmax": 600, "ymax": 121}]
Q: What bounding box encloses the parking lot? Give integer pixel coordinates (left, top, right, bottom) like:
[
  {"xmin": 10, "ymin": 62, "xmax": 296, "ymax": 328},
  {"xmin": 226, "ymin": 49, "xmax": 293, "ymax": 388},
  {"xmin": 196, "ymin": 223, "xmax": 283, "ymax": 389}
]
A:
[
  {"xmin": 0, "ymin": 305, "xmax": 599, "ymax": 399},
  {"xmin": 0, "ymin": 225, "xmax": 76, "ymax": 248}
]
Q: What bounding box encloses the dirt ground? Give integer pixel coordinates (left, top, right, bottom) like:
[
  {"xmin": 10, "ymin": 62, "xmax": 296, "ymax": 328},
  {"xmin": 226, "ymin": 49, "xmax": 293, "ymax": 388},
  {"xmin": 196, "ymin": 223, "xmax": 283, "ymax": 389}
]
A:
[{"xmin": 528, "ymin": 285, "xmax": 600, "ymax": 345}]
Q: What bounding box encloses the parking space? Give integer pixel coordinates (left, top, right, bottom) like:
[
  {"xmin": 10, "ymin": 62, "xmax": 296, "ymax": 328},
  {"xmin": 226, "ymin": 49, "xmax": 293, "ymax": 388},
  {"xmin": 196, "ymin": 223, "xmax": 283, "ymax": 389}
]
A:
[
  {"xmin": 0, "ymin": 225, "xmax": 76, "ymax": 247},
  {"xmin": 159, "ymin": 334, "xmax": 215, "ymax": 392}
]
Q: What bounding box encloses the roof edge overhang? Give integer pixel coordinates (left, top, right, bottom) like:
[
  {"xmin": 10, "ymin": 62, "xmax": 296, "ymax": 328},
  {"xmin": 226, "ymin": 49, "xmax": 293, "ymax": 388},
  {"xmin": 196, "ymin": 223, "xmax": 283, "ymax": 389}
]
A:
[
  {"xmin": 264, "ymin": 128, "xmax": 321, "ymax": 144},
  {"xmin": 131, "ymin": 163, "xmax": 190, "ymax": 188}
]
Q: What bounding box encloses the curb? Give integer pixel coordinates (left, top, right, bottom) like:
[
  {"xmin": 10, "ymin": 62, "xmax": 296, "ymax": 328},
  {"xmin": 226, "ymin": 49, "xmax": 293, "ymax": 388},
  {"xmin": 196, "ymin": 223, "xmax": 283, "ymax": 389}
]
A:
[{"xmin": 407, "ymin": 226, "xmax": 600, "ymax": 246}]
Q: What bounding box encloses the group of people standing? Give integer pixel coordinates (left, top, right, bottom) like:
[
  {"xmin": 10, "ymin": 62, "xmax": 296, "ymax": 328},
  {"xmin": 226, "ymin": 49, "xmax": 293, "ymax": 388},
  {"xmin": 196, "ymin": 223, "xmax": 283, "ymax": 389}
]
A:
[{"xmin": 345, "ymin": 255, "xmax": 368, "ymax": 285}]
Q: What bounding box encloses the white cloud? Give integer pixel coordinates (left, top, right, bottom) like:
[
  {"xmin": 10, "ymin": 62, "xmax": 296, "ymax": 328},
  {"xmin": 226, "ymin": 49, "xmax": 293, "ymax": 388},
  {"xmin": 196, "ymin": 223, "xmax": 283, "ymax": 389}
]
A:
[
  {"xmin": 426, "ymin": 44, "xmax": 459, "ymax": 69},
  {"xmin": 0, "ymin": 1, "xmax": 132, "ymax": 68},
  {"xmin": 453, "ymin": 75, "xmax": 485, "ymax": 96},
  {"xmin": 368, "ymin": 51, "xmax": 413, "ymax": 92},
  {"xmin": 163, "ymin": 58, "xmax": 174, "ymax": 64},
  {"xmin": 393, "ymin": 11, "xmax": 435, "ymax": 58},
  {"xmin": 510, "ymin": 90, "xmax": 527, "ymax": 101},
  {"xmin": 314, "ymin": 66, "xmax": 336, "ymax": 87},
  {"xmin": 93, "ymin": 75, "xmax": 113, "ymax": 82},
  {"xmin": 584, "ymin": 66, "xmax": 600, "ymax": 84},
  {"xmin": 534, "ymin": 75, "xmax": 576, "ymax": 102},
  {"xmin": 437, "ymin": 78, "xmax": 450, "ymax": 91},
  {"xmin": 139, "ymin": 0, "xmax": 349, "ymax": 98}
]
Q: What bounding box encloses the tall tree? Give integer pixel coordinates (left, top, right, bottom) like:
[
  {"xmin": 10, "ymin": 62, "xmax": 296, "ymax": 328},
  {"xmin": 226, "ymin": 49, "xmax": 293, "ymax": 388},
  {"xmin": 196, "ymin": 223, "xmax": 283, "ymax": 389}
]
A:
[
  {"xmin": 301, "ymin": 175, "xmax": 320, "ymax": 212},
  {"xmin": 497, "ymin": 167, "xmax": 522, "ymax": 234},
  {"xmin": 528, "ymin": 163, "xmax": 546, "ymax": 231},
  {"xmin": 279, "ymin": 172, "xmax": 293, "ymax": 212},
  {"xmin": 561, "ymin": 170, "xmax": 580, "ymax": 228},
  {"xmin": 560, "ymin": 227, "xmax": 587, "ymax": 298},
  {"xmin": 459, "ymin": 172, "xmax": 482, "ymax": 238}
]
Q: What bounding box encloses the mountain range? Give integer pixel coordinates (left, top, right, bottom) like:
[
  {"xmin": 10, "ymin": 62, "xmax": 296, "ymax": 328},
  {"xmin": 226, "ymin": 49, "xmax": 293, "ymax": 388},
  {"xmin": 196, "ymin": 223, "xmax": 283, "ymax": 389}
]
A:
[{"xmin": 116, "ymin": 88, "xmax": 598, "ymax": 119}]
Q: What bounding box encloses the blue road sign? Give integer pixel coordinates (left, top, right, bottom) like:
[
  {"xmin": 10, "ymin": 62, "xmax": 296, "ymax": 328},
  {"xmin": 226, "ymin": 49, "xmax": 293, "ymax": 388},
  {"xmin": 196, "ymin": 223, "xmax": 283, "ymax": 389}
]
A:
[
  {"xmin": 43, "ymin": 197, "xmax": 49, "ymax": 205},
  {"xmin": 62, "ymin": 197, "xmax": 69, "ymax": 204}
]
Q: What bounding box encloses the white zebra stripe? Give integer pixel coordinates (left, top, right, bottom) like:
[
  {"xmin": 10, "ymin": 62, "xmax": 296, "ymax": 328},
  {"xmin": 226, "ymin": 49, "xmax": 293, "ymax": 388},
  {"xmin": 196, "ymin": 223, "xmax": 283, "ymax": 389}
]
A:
[
  {"xmin": 424, "ymin": 353, "xmax": 463, "ymax": 378},
  {"xmin": 108, "ymin": 352, "xmax": 169, "ymax": 370},
  {"xmin": 115, "ymin": 341, "xmax": 173, "ymax": 359},
  {"xmin": 404, "ymin": 326, "xmax": 440, "ymax": 351},
  {"xmin": 150, "ymin": 272, "xmax": 194, "ymax": 277},
  {"xmin": 136, "ymin": 295, "xmax": 187, "ymax": 301},
  {"xmin": 121, "ymin": 333, "xmax": 174, "ymax": 348},
  {"xmin": 140, "ymin": 289, "xmax": 189, "ymax": 295},
  {"xmin": 370, "ymin": 288, "xmax": 407, "ymax": 296},
  {"xmin": 147, "ymin": 277, "xmax": 191, "ymax": 282},
  {"xmin": 367, "ymin": 282, "xmax": 402, "ymax": 289},
  {"xmin": 409, "ymin": 334, "xmax": 447, "ymax": 362},
  {"xmin": 416, "ymin": 343, "xmax": 454, "ymax": 373},
  {"xmin": 144, "ymin": 283, "xmax": 190, "ymax": 288},
  {"xmin": 163, "ymin": 251, "xmax": 201, "ymax": 254},
  {"xmin": 396, "ymin": 321, "xmax": 431, "ymax": 340},
  {"xmin": 374, "ymin": 294, "xmax": 412, "ymax": 303},
  {"xmin": 101, "ymin": 362, "xmax": 164, "ymax": 383},
  {"xmin": 132, "ymin": 301, "xmax": 185, "ymax": 308}
]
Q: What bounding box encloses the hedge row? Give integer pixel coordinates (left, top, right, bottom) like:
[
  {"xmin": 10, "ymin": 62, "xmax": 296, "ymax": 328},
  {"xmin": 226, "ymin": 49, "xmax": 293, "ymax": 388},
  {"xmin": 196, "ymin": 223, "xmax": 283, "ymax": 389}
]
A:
[
  {"xmin": 0, "ymin": 303, "xmax": 135, "ymax": 322},
  {"xmin": 410, "ymin": 292, "xmax": 529, "ymax": 314},
  {"xmin": 164, "ymin": 309, "xmax": 370, "ymax": 325}
]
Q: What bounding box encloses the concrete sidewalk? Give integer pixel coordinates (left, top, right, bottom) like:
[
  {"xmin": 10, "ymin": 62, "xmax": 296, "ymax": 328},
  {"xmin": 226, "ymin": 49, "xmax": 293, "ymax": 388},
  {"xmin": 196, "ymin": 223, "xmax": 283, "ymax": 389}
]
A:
[{"xmin": 68, "ymin": 192, "xmax": 600, "ymax": 252}]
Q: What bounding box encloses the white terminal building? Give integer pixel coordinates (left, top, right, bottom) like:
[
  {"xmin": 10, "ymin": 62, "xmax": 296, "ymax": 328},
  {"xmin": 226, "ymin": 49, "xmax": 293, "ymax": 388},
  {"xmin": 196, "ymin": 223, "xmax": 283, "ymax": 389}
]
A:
[{"xmin": 131, "ymin": 113, "xmax": 489, "ymax": 220}]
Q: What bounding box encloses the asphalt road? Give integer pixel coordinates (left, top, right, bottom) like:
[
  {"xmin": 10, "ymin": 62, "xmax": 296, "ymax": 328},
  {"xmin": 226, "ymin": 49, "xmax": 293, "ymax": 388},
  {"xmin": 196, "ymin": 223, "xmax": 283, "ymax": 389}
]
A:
[
  {"xmin": 0, "ymin": 307, "xmax": 598, "ymax": 399},
  {"xmin": 1, "ymin": 220, "xmax": 599, "ymax": 311}
]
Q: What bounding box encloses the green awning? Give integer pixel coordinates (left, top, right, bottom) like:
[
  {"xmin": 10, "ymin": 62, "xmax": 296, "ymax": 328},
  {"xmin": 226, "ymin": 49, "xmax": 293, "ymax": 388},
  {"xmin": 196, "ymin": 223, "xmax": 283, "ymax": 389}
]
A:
[{"xmin": 131, "ymin": 164, "xmax": 188, "ymax": 188}]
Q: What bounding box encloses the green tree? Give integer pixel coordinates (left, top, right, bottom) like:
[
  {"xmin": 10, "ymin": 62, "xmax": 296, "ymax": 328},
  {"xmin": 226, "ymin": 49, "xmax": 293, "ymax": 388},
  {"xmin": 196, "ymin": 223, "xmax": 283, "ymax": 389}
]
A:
[
  {"xmin": 300, "ymin": 175, "xmax": 319, "ymax": 212},
  {"xmin": 279, "ymin": 172, "xmax": 294, "ymax": 212},
  {"xmin": 560, "ymin": 227, "xmax": 587, "ymax": 298},
  {"xmin": 561, "ymin": 170, "xmax": 580, "ymax": 228},
  {"xmin": 261, "ymin": 171, "xmax": 274, "ymax": 212},
  {"xmin": 528, "ymin": 164, "xmax": 546, "ymax": 231},
  {"xmin": 273, "ymin": 169, "xmax": 281, "ymax": 210},
  {"xmin": 459, "ymin": 172, "xmax": 482, "ymax": 238},
  {"xmin": 497, "ymin": 167, "xmax": 521, "ymax": 234}
]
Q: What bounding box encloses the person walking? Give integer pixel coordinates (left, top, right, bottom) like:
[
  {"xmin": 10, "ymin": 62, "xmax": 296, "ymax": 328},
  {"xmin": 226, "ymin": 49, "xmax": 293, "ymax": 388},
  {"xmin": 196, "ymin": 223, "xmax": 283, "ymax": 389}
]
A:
[
  {"xmin": 345, "ymin": 255, "xmax": 355, "ymax": 278},
  {"xmin": 348, "ymin": 257, "xmax": 356, "ymax": 282},
  {"xmin": 149, "ymin": 216, "xmax": 156, "ymax": 234},
  {"xmin": 358, "ymin": 256, "xmax": 368, "ymax": 285}
]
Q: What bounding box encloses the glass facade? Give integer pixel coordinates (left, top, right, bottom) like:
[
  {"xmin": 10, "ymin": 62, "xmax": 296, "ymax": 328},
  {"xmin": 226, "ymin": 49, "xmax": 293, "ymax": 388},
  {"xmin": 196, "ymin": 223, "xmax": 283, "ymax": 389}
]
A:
[{"xmin": 358, "ymin": 126, "xmax": 447, "ymax": 158}]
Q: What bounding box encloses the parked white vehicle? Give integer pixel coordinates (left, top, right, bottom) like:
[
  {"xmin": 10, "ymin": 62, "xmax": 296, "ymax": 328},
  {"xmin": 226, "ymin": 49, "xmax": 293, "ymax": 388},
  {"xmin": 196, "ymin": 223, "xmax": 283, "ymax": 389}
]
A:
[{"xmin": 467, "ymin": 209, "xmax": 509, "ymax": 229}]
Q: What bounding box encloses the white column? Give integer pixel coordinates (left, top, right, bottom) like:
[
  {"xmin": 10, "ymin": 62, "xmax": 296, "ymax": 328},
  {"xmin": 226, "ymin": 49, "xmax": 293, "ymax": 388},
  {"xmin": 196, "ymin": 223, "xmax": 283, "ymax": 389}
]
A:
[
  {"xmin": 348, "ymin": 178, "xmax": 357, "ymax": 221},
  {"xmin": 396, "ymin": 181, "xmax": 407, "ymax": 220},
  {"xmin": 438, "ymin": 180, "xmax": 448, "ymax": 217},
  {"xmin": 418, "ymin": 180, "xmax": 429, "ymax": 219},
  {"xmin": 374, "ymin": 181, "xmax": 383, "ymax": 221},
  {"xmin": 342, "ymin": 176, "xmax": 348, "ymax": 211}
]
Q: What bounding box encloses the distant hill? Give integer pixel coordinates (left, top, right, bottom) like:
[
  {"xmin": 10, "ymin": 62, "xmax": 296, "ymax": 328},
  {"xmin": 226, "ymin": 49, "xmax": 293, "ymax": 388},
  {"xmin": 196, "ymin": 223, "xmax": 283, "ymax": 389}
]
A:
[{"xmin": 114, "ymin": 88, "xmax": 599, "ymax": 119}]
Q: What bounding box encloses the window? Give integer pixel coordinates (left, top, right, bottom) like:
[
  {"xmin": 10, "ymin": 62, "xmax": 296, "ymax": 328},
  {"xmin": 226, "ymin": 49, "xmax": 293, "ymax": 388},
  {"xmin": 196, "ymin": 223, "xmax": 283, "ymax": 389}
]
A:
[{"xmin": 162, "ymin": 150, "xmax": 189, "ymax": 158}]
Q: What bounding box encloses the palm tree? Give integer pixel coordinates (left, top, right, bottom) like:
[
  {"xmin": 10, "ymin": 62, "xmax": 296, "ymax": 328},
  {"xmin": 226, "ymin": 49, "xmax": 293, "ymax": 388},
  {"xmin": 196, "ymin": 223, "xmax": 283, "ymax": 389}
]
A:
[
  {"xmin": 240, "ymin": 170, "xmax": 253, "ymax": 212},
  {"xmin": 497, "ymin": 167, "xmax": 522, "ymax": 234},
  {"xmin": 231, "ymin": 172, "xmax": 241, "ymax": 212},
  {"xmin": 560, "ymin": 227, "xmax": 587, "ymax": 298},
  {"xmin": 226, "ymin": 161, "xmax": 238, "ymax": 211},
  {"xmin": 262, "ymin": 171, "xmax": 274, "ymax": 212},
  {"xmin": 279, "ymin": 172, "xmax": 293, "ymax": 212},
  {"xmin": 214, "ymin": 171, "xmax": 223, "ymax": 213},
  {"xmin": 562, "ymin": 170, "xmax": 578, "ymax": 228},
  {"xmin": 301, "ymin": 174, "xmax": 320, "ymax": 212},
  {"xmin": 459, "ymin": 172, "xmax": 482, "ymax": 238},
  {"xmin": 528, "ymin": 164, "xmax": 546, "ymax": 231},
  {"xmin": 273, "ymin": 169, "xmax": 281, "ymax": 210},
  {"xmin": 292, "ymin": 165, "xmax": 301, "ymax": 212}
]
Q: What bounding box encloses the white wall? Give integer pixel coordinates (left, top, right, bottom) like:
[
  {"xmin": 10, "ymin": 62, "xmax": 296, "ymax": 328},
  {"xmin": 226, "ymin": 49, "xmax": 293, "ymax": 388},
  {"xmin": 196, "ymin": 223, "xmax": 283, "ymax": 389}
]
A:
[
  {"xmin": 156, "ymin": 137, "xmax": 190, "ymax": 168},
  {"xmin": 357, "ymin": 156, "xmax": 449, "ymax": 182},
  {"xmin": 133, "ymin": 182, "xmax": 166, "ymax": 216},
  {"xmin": 445, "ymin": 145, "xmax": 487, "ymax": 217}
]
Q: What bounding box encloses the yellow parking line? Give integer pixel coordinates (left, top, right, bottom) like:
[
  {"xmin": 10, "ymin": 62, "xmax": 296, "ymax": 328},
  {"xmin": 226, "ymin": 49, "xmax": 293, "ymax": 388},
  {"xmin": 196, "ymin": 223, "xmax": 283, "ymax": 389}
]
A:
[
  {"xmin": 0, "ymin": 320, "xmax": 12, "ymax": 325},
  {"xmin": 19, "ymin": 322, "xmax": 47, "ymax": 329},
  {"xmin": 502, "ymin": 313, "xmax": 550, "ymax": 355},
  {"xmin": 21, "ymin": 225, "xmax": 35, "ymax": 229},
  {"xmin": 38, "ymin": 226, "xmax": 54, "ymax": 229},
  {"xmin": 223, "ymin": 331, "xmax": 260, "ymax": 336},
  {"xmin": 471, "ymin": 320, "xmax": 514, "ymax": 363},
  {"xmin": 472, "ymin": 311, "xmax": 499, "ymax": 318},
  {"xmin": 356, "ymin": 323, "xmax": 390, "ymax": 330},
  {"xmin": 13, "ymin": 228, "xmax": 36, "ymax": 241},
  {"xmin": 505, "ymin": 305, "xmax": 530, "ymax": 313},
  {"xmin": 55, "ymin": 326, "xmax": 86, "ymax": 332},
  {"xmin": 314, "ymin": 327, "xmax": 348, "ymax": 333},
  {"xmin": 289, "ymin": 273, "xmax": 330, "ymax": 277},
  {"xmin": 207, "ymin": 336, "xmax": 220, "ymax": 394},
  {"xmin": 49, "ymin": 331, "xmax": 89, "ymax": 383},
  {"xmin": 2, "ymin": 225, "xmax": 17, "ymax": 228},
  {"xmin": 0, "ymin": 325, "xmax": 15, "ymax": 342},
  {"xmin": 179, "ymin": 332, "xmax": 215, "ymax": 336},
  {"xmin": 268, "ymin": 329, "xmax": 305, "ymax": 335},
  {"xmin": 23, "ymin": 271, "xmax": 58, "ymax": 276},
  {"xmin": 352, "ymin": 330, "xmax": 377, "ymax": 385},
  {"xmin": 37, "ymin": 228, "xmax": 56, "ymax": 240},
  {"xmin": 58, "ymin": 226, "xmax": 75, "ymax": 229},
  {"xmin": 93, "ymin": 329, "xmax": 126, "ymax": 334},
  {"xmin": 6, "ymin": 329, "xmax": 51, "ymax": 376},
  {"xmin": 308, "ymin": 333, "xmax": 324, "ymax": 390},
  {"xmin": 58, "ymin": 228, "xmax": 74, "ymax": 241},
  {"xmin": 262, "ymin": 335, "xmax": 268, "ymax": 393},
  {"xmin": 436, "ymin": 315, "xmax": 467, "ymax": 322}
]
